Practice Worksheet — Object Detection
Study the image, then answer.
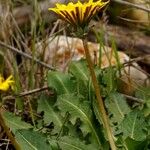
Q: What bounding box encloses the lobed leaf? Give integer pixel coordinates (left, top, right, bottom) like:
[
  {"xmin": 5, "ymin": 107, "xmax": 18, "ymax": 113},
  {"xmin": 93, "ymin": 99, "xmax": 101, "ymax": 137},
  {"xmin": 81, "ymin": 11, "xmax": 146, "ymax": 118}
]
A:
[
  {"xmin": 37, "ymin": 94, "xmax": 63, "ymax": 133},
  {"xmin": 68, "ymin": 60, "xmax": 89, "ymax": 85},
  {"xmin": 101, "ymin": 68, "xmax": 117, "ymax": 94},
  {"xmin": 116, "ymin": 136, "xmax": 149, "ymax": 150},
  {"xmin": 16, "ymin": 129, "xmax": 52, "ymax": 150},
  {"xmin": 120, "ymin": 110, "xmax": 147, "ymax": 141},
  {"xmin": 105, "ymin": 92, "xmax": 131, "ymax": 125},
  {"xmin": 124, "ymin": 137, "xmax": 149, "ymax": 150},
  {"xmin": 68, "ymin": 60, "xmax": 90, "ymax": 98},
  {"xmin": 47, "ymin": 71, "xmax": 76, "ymax": 95},
  {"xmin": 3, "ymin": 112, "xmax": 32, "ymax": 134},
  {"xmin": 50, "ymin": 136, "xmax": 97, "ymax": 150},
  {"xmin": 56, "ymin": 94, "xmax": 103, "ymax": 148}
]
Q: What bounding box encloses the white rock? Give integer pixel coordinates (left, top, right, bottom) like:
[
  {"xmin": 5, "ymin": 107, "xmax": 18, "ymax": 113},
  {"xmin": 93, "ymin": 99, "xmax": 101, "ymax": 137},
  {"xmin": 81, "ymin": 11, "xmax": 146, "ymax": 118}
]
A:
[{"xmin": 36, "ymin": 35, "xmax": 149, "ymax": 93}]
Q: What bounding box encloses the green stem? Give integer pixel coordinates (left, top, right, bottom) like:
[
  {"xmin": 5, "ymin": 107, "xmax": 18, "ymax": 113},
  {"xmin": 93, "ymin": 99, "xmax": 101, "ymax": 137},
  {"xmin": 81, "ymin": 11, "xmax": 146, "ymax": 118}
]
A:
[
  {"xmin": 0, "ymin": 108, "xmax": 21, "ymax": 150},
  {"xmin": 82, "ymin": 38, "xmax": 116, "ymax": 150}
]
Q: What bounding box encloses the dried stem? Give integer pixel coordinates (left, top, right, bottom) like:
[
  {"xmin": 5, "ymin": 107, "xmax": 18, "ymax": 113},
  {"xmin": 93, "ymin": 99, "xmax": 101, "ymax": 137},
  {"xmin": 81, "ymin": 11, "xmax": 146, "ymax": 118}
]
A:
[
  {"xmin": 122, "ymin": 94, "xmax": 144, "ymax": 104},
  {"xmin": 3, "ymin": 86, "xmax": 51, "ymax": 101},
  {"xmin": 0, "ymin": 41, "xmax": 55, "ymax": 70},
  {"xmin": 82, "ymin": 38, "xmax": 116, "ymax": 150},
  {"xmin": 113, "ymin": 0, "xmax": 150, "ymax": 13}
]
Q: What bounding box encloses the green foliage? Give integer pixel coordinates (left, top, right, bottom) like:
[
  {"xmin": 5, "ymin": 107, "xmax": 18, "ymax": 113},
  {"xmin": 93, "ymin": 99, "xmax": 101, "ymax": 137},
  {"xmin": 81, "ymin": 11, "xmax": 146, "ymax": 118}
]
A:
[
  {"xmin": 56, "ymin": 94, "xmax": 102, "ymax": 147},
  {"xmin": 135, "ymin": 87, "xmax": 150, "ymax": 117},
  {"xmin": 49, "ymin": 136, "xmax": 97, "ymax": 150},
  {"xmin": 124, "ymin": 137, "xmax": 149, "ymax": 150},
  {"xmin": 16, "ymin": 129, "xmax": 52, "ymax": 150},
  {"xmin": 99, "ymin": 67, "xmax": 118, "ymax": 95},
  {"xmin": 119, "ymin": 110, "xmax": 147, "ymax": 141},
  {"xmin": 47, "ymin": 71, "xmax": 76, "ymax": 95},
  {"xmin": 2, "ymin": 60, "xmax": 150, "ymax": 149},
  {"xmin": 69, "ymin": 60, "xmax": 89, "ymax": 84},
  {"xmin": 116, "ymin": 137, "xmax": 149, "ymax": 150},
  {"xmin": 37, "ymin": 94, "xmax": 63, "ymax": 133},
  {"xmin": 105, "ymin": 92, "xmax": 131, "ymax": 135},
  {"xmin": 3, "ymin": 112, "xmax": 32, "ymax": 133},
  {"xmin": 105, "ymin": 93, "xmax": 131, "ymax": 125},
  {"xmin": 68, "ymin": 60, "xmax": 90, "ymax": 98}
]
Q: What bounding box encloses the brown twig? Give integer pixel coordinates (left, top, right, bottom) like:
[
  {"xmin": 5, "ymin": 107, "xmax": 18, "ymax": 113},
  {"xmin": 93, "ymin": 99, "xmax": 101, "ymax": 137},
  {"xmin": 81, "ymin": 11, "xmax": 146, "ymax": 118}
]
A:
[
  {"xmin": 123, "ymin": 55, "xmax": 150, "ymax": 66},
  {"xmin": 3, "ymin": 86, "xmax": 51, "ymax": 101},
  {"xmin": 17, "ymin": 86, "xmax": 50, "ymax": 97},
  {"xmin": 123, "ymin": 94, "xmax": 145, "ymax": 104},
  {"xmin": 0, "ymin": 41, "xmax": 55, "ymax": 70},
  {"xmin": 112, "ymin": 0, "xmax": 150, "ymax": 13}
]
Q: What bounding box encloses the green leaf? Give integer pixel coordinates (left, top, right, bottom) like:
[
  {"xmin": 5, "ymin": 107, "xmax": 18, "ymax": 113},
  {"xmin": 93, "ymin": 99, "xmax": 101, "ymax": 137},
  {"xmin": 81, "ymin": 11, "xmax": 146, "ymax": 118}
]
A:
[
  {"xmin": 125, "ymin": 137, "xmax": 149, "ymax": 150},
  {"xmin": 116, "ymin": 136, "xmax": 149, "ymax": 150},
  {"xmin": 146, "ymin": 116, "xmax": 150, "ymax": 136},
  {"xmin": 120, "ymin": 110, "xmax": 147, "ymax": 141},
  {"xmin": 135, "ymin": 87, "xmax": 150, "ymax": 100},
  {"xmin": 56, "ymin": 94, "xmax": 102, "ymax": 148},
  {"xmin": 92, "ymin": 99, "xmax": 103, "ymax": 125},
  {"xmin": 105, "ymin": 93, "xmax": 131, "ymax": 125},
  {"xmin": 143, "ymin": 98, "xmax": 150, "ymax": 117},
  {"xmin": 68, "ymin": 60, "xmax": 89, "ymax": 85},
  {"xmin": 101, "ymin": 68, "xmax": 117, "ymax": 94},
  {"xmin": 37, "ymin": 94, "xmax": 63, "ymax": 133},
  {"xmin": 3, "ymin": 112, "xmax": 32, "ymax": 133},
  {"xmin": 68, "ymin": 60, "xmax": 90, "ymax": 97},
  {"xmin": 47, "ymin": 71, "xmax": 76, "ymax": 95},
  {"xmin": 50, "ymin": 136, "xmax": 97, "ymax": 150},
  {"xmin": 105, "ymin": 93, "xmax": 131, "ymax": 136},
  {"xmin": 16, "ymin": 129, "xmax": 52, "ymax": 150},
  {"xmin": 135, "ymin": 87, "xmax": 150, "ymax": 117}
]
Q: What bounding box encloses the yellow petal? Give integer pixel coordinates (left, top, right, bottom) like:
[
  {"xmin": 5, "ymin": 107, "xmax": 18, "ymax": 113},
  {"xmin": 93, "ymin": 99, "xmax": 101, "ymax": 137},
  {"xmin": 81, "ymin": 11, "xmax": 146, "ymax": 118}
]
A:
[
  {"xmin": 48, "ymin": 0, "xmax": 109, "ymax": 27},
  {"xmin": 0, "ymin": 75, "xmax": 14, "ymax": 92}
]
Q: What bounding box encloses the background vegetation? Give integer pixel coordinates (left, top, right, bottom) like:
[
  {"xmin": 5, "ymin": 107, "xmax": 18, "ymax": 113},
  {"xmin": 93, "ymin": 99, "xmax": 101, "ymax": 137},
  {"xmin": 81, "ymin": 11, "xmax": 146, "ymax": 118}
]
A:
[{"xmin": 0, "ymin": 0, "xmax": 150, "ymax": 149}]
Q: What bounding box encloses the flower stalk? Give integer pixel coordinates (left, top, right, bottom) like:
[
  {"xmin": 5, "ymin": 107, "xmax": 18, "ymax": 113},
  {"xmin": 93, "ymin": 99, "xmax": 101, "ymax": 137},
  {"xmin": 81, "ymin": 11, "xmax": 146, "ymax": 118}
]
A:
[
  {"xmin": 49, "ymin": 0, "xmax": 116, "ymax": 149},
  {"xmin": 82, "ymin": 38, "xmax": 116, "ymax": 150}
]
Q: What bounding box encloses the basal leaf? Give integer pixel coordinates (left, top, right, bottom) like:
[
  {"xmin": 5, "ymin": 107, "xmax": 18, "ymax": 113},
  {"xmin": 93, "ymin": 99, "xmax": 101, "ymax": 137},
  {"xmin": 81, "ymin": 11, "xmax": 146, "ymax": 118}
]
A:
[
  {"xmin": 50, "ymin": 136, "xmax": 97, "ymax": 150},
  {"xmin": 143, "ymin": 98, "xmax": 150, "ymax": 117},
  {"xmin": 56, "ymin": 94, "xmax": 102, "ymax": 148},
  {"xmin": 125, "ymin": 137, "xmax": 149, "ymax": 150},
  {"xmin": 47, "ymin": 71, "xmax": 76, "ymax": 95},
  {"xmin": 105, "ymin": 93, "xmax": 131, "ymax": 125},
  {"xmin": 68, "ymin": 60, "xmax": 89, "ymax": 85},
  {"xmin": 101, "ymin": 68, "xmax": 117, "ymax": 94},
  {"xmin": 146, "ymin": 116, "xmax": 150, "ymax": 136},
  {"xmin": 16, "ymin": 129, "xmax": 52, "ymax": 150},
  {"xmin": 120, "ymin": 110, "xmax": 147, "ymax": 141},
  {"xmin": 37, "ymin": 94, "xmax": 63, "ymax": 133},
  {"xmin": 68, "ymin": 60, "xmax": 90, "ymax": 98},
  {"xmin": 3, "ymin": 112, "xmax": 32, "ymax": 133},
  {"xmin": 135, "ymin": 87, "xmax": 150, "ymax": 100},
  {"xmin": 135, "ymin": 87, "xmax": 150, "ymax": 117},
  {"xmin": 116, "ymin": 136, "xmax": 149, "ymax": 150},
  {"xmin": 92, "ymin": 99, "xmax": 105, "ymax": 128}
]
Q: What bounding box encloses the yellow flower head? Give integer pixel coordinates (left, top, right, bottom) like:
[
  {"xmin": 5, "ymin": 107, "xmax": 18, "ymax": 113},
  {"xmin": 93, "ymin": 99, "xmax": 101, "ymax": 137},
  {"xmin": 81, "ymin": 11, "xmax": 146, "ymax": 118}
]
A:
[
  {"xmin": 0, "ymin": 75, "xmax": 15, "ymax": 92},
  {"xmin": 49, "ymin": 0, "xmax": 109, "ymax": 28}
]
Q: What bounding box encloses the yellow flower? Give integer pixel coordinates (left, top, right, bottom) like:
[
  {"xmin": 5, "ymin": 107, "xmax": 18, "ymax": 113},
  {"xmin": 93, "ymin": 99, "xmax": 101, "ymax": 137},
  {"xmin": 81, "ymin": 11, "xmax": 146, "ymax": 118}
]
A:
[
  {"xmin": 0, "ymin": 75, "xmax": 14, "ymax": 92},
  {"xmin": 49, "ymin": 0, "xmax": 109, "ymax": 28}
]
